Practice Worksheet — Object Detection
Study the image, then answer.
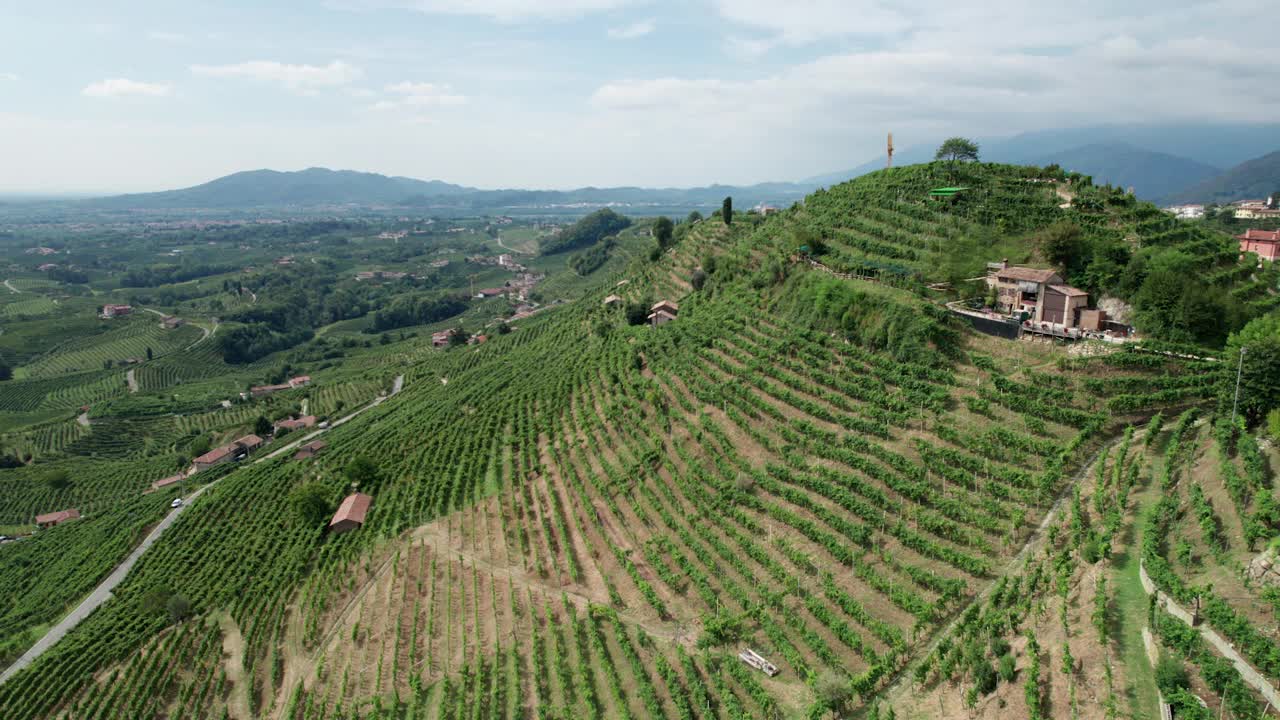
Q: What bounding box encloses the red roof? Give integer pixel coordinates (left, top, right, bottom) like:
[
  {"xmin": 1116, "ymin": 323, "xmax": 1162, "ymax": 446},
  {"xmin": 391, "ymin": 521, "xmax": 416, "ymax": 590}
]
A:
[
  {"xmin": 35, "ymin": 509, "xmax": 80, "ymax": 525},
  {"xmin": 275, "ymin": 415, "xmax": 317, "ymax": 431},
  {"xmin": 330, "ymin": 493, "xmax": 373, "ymax": 527},
  {"xmin": 151, "ymin": 475, "xmax": 183, "ymax": 490},
  {"xmin": 236, "ymin": 434, "xmax": 263, "ymax": 449},
  {"xmin": 1239, "ymin": 229, "xmax": 1280, "ymax": 243},
  {"xmin": 996, "ymin": 267, "xmax": 1061, "ymax": 283},
  {"xmin": 194, "ymin": 445, "xmax": 235, "ymax": 465}
]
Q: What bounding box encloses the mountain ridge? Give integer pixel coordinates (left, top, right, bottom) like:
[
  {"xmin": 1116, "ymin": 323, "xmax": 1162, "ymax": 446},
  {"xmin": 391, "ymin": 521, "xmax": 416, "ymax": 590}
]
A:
[{"xmin": 1161, "ymin": 149, "xmax": 1280, "ymax": 205}]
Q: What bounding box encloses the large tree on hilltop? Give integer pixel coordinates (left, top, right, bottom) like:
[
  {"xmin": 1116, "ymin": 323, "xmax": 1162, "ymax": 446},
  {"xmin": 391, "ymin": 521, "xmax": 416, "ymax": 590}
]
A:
[
  {"xmin": 935, "ymin": 137, "xmax": 980, "ymax": 163},
  {"xmin": 722, "ymin": 196, "xmax": 733, "ymax": 226}
]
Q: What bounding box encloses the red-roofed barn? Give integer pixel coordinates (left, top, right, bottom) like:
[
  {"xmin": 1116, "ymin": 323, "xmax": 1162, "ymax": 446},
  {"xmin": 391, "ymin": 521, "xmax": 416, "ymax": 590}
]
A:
[{"xmin": 330, "ymin": 493, "xmax": 373, "ymax": 533}]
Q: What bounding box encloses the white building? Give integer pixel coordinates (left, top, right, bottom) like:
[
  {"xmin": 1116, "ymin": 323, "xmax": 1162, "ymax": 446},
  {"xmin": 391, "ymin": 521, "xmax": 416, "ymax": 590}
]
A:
[{"xmin": 1165, "ymin": 204, "xmax": 1204, "ymax": 220}]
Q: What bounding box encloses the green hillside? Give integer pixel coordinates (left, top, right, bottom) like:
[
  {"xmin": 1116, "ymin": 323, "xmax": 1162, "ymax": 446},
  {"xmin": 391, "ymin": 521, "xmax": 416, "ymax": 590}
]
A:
[{"xmin": 2, "ymin": 162, "xmax": 1278, "ymax": 720}]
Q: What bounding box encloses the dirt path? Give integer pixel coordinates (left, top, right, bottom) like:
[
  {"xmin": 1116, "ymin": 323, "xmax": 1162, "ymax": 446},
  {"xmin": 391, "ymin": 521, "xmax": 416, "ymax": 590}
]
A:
[
  {"xmin": 217, "ymin": 613, "xmax": 251, "ymax": 720},
  {"xmin": 879, "ymin": 432, "xmax": 1129, "ymax": 705},
  {"xmin": 3, "ymin": 279, "xmax": 19, "ymax": 294},
  {"xmin": 76, "ymin": 412, "xmax": 90, "ymax": 427},
  {"xmin": 1140, "ymin": 561, "xmax": 1280, "ymax": 709},
  {"xmin": 126, "ymin": 368, "xmax": 138, "ymax": 393},
  {"xmin": 185, "ymin": 320, "xmax": 216, "ymax": 350}
]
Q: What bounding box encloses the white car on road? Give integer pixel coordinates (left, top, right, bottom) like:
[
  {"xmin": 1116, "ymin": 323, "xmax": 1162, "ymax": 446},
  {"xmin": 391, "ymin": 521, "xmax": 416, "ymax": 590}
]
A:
[{"xmin": 170, "ymin": 498, "xmax": 183, "ymax": 509}]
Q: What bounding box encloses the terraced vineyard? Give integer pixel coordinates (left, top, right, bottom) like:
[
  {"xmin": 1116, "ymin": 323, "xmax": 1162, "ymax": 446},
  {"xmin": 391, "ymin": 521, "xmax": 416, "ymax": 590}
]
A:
[
  {"xmin": 0, "ymin": 162, "xmax": 1274, "ymax": 720},
  {"xmin": 23, "ymin": 318, "xmax": 203, "ymax": 379}
]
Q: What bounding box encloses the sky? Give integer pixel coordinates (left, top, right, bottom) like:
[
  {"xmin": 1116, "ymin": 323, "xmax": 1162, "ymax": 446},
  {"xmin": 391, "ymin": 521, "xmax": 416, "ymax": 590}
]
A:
[{"xmin": 1, "ymin": 0, "xmax": 1278, "ymax": 194}]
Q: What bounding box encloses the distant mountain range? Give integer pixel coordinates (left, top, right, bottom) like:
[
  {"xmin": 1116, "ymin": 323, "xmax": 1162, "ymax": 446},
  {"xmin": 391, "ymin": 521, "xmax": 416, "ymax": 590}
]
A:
[
  {"xmin": 33, "ymin": 123, "xmax": 1280, "ymax": 215},
  {"xmin": 1161, "ymin": 150, "xmax": 1280, "ymax": 206},
  {"xmin": 89, "ymin": 168, "xmax": 475, "ymax": 209},
  {"xmin": 74, "ymin": 168, "xmax": 810, "ymax": 215},
  {"xmin": 810, "ymin": 123, "xmax": 1280, "ymax": 202}
]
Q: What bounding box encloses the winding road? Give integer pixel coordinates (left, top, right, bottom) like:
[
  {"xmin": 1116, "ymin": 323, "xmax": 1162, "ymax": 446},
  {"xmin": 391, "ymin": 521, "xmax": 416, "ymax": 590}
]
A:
[
  {"xmin": 3, "ymin": 279, "xmax": 19, "ymax": 294},
  {"xmin": 0, "ymin": 373, "xmax": 406, "ymax": 685}
]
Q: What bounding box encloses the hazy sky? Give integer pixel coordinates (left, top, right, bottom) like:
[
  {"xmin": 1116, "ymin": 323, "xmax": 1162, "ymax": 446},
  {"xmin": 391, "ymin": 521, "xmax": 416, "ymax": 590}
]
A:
[{"xmin": 1, "ymin": 0, "xmax": 1277, "ymax": 193}]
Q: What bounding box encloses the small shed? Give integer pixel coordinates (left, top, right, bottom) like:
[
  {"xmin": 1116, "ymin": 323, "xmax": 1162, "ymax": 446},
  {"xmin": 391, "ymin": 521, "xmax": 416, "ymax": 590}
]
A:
[
  {"xmin": 293, "ymin": 440, "xmax": 328, "ymax": 460},
  {"xmin": 35, "ymin": 508, "xmax": 80, "ymax": 529},
  {"xmin": 1078, "ymin": 309, "xmax": 1107, "ymax": 332},
  {"xmin": 330, "ymin": 493, "xmax": 373, "ymax": 533},
  {"xmin": 603, "ymin": 294, "xmax": 623, "ymax": 306},
  {"xmin": 150, "ymin": 474, "xmax": 184, "ymax": 491},
  {"xmin": 235, "ymin": 434, "xmax": 264, "ymax": 454},
  {"xmin": 648, "ymin": 309, "xmax": 677, "ymax": 327},
  {"xmin": 650, "ymin": 300, "xmax": 679, "ymax": 316}
]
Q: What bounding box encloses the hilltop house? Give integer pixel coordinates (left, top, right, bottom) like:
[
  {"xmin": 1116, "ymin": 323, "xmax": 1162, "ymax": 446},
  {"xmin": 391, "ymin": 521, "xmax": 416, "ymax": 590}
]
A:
[
  {"xmin": 330, "ymin": 493, "xmax": 373, "ymax": 533},
  {"xmin": 1239, "ymin": 229, "xmax": 1280, "ymax": 263},
  {"xmin": 101, "ymin": 304, "xmax": 132, "ymax": 318},
  {"xmin": 988, "ymin": 262, "xmax": 1090, "ymax": 329},
  {"xmin": 288, "ymin": 376, "xmax": 311, "ymax": 388},
  {"xmin": 161, "ymin": 316, "xmax": 185, "ymax": 329},
  {"xmin": 432, "ymin": 329, "xmax": 455, "ymax": 348},
  {"xmin": 35, "ymin": 508, "xmax": 80, "ymax": 529}
]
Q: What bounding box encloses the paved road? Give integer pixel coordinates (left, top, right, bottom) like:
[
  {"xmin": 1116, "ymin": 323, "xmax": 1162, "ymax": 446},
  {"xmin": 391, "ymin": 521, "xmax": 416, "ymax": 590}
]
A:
[
  {"xmin": 0, "ymin": 374, "xmax": 405, "ymax": 684},
  {"xmin": 0, "ymin": 482, "xmax": 214, "ymax": 684},
  {"xmin": 2, "ymin": 279, "xmax": 19, "ymax": 294},
  {"xmin": 1140, "ymin": 561, "xmax": 1280, "ymax": 709},
  {"xmin": 255, "ymin": 374, "xmax": 403, "ymax": 464}
]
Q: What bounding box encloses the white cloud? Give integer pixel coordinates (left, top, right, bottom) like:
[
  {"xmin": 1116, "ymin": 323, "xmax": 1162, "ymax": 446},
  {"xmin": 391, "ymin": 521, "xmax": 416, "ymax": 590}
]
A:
[
  {"xmin": 330, "ymin": 0, "xmax": 633, "ymax": 22},
  {"xmin": 190, "ymin": 60, "xmax": 361, "ymax": 92},
  {"xmin": 713, "ymin": 0, "xmax": 910, "ymax": 44},
  {"xmin": 81, "ymin": 78, "xmax": 172, "ymax": 98},
  {"xmin": 607, "ymin": 19, "xmax": 655, "ymax": 39},
  {"xmin": 385, "ymin": 81, "xmax": 467, "ymax": 106},
  {"xmin": 148, "ymin": 31, "xmax": 189, "ymax": 43},
  {"xmin": 0, "ymin": 73, "xmax": 17, "ymax": 82}
]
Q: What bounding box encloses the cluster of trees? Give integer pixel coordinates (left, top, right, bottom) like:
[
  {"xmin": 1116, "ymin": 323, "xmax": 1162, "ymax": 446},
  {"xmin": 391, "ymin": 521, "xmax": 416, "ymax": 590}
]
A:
[
  {"xmin": 567, "ymin": 236, "xmax": 618, "ymax": 276},
  {"xmin": 219, "ymin": 323, "xmax": 313, "ymax": 364},
  {"xmin": 540, "ymin": 208, "xmax": 631, "ymax": 255},
  {"xmin": 45, "ymin": 267, "xmax": 88, "ymax": 284},
  {"xmin": 120, "ymin": 263, "xmax": 237, "ymax": 288},
  {"xmin": 371, "ymin": 292, "xmax": 468, "ymax": 332}
]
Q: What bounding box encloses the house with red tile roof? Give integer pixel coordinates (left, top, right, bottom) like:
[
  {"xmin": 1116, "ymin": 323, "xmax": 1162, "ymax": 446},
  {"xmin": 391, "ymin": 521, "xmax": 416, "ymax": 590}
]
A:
[
  {"xmin": 193, "ymin": 445, "xmax": 237, "ymax": 471},
  {"xmin": 35, "ymin": 508, "xmax": 81, "ymax": 529},
  {"xmin": 1239, "ymin": 229, "xmax": 1280, "ymax": 263}
]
